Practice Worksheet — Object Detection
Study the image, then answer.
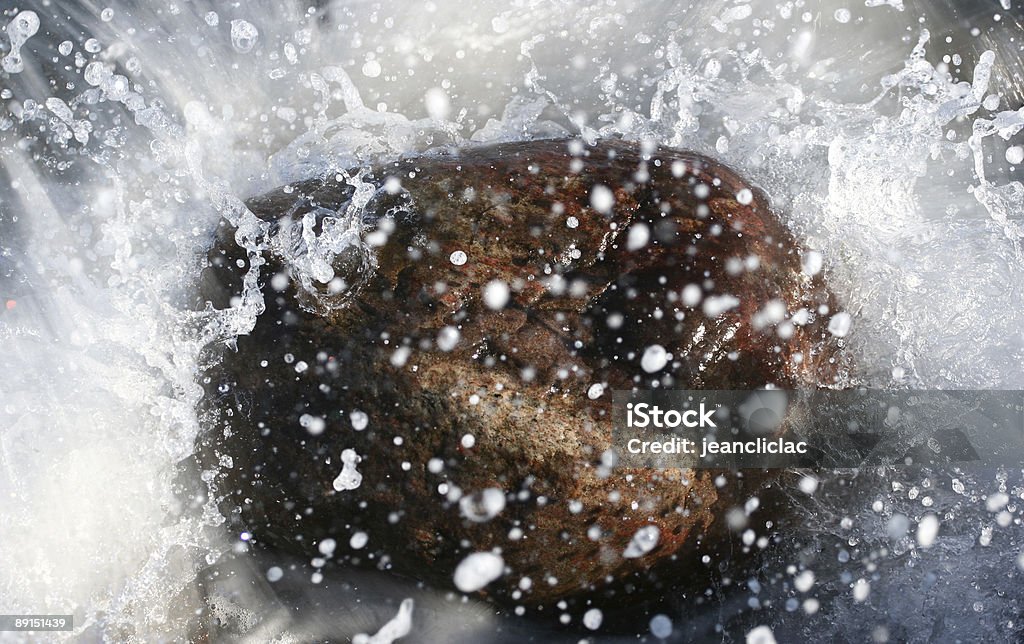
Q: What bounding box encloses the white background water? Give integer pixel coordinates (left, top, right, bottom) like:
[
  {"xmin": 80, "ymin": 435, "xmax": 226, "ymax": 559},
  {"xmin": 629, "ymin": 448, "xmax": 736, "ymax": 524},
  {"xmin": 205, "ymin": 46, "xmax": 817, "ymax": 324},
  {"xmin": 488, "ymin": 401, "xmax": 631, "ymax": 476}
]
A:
[{"xmin": 2, "ymin": 0, "xmax": 1024, "ymax": 641}]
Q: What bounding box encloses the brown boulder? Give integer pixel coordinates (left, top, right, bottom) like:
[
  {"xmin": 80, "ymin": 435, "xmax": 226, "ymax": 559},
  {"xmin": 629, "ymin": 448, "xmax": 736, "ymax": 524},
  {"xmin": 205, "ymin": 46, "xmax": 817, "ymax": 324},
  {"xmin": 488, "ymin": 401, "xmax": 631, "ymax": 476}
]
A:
[{"xmin": 198, "ymin": 139, "xmax": 842, "ymax": 605}]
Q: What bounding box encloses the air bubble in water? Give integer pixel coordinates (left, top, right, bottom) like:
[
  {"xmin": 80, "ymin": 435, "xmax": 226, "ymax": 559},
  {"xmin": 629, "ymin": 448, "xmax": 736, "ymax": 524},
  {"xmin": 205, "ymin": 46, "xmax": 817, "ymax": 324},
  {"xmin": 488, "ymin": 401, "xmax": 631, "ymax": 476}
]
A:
[
  {"xmin": 449, "ymin": 250, "xmax": 467, "ymax": 266},
  {"xmin": 101, "ymin": 8, "xmax": 114, "ymax": 22},
  {"xmin": 834, "ymin": 8, "xmax": 852, "ymax": 23},
  {"xmin": 1006, "ymin": 146, "xmax": 1024, "ymax": 165},
  {"xmin": 230, "ymin": 19, "xmax": 259, "ymax": 53}
]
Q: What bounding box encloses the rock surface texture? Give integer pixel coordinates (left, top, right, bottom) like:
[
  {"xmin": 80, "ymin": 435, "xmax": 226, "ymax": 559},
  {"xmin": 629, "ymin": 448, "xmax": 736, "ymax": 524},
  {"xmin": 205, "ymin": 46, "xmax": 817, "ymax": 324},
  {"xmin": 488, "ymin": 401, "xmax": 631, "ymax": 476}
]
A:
[{"xmin": 199, "ymin": 139, "xmax": 843, "ymax": 605}]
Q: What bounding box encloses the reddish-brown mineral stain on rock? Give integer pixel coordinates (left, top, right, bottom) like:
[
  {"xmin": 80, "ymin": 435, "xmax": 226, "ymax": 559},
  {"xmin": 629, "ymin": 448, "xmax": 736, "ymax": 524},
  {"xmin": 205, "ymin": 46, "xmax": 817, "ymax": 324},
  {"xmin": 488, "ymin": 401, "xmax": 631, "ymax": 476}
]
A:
[{"xmin": 199, "ymin": 139, "xmax": 842, "ymax": 605}]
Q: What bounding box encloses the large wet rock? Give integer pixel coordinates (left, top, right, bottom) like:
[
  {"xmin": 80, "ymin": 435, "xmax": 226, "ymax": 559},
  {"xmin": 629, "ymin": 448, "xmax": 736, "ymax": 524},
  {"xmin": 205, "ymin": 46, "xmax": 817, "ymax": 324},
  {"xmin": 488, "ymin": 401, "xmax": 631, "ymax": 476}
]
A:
[{"xmin": 198, "ymin": 138, "xmax": 843, "ymax": 606}]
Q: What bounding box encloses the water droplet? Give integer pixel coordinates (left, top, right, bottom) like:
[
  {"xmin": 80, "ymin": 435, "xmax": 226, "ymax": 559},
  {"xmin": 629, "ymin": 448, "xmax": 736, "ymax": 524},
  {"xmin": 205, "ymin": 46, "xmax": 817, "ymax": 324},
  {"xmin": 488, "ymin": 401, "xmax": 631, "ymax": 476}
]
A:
[
  {"xmin": 583, "ymin": 608, "xmax": 603, "ymax": 630},
  {"xmin": 589, "ymin": 184, "xmax": 614, "ymax": 214},
  {"xmin": 917, "ymin": 514, "xmax": 939, "ymax": 547},
  {"xmin": 299, "ymin": 413, "xmax": 325, "ymax": 435},
  {"xmin": 640, "ymin": 344, "xmax": 669, "ymax": 373},
  {"xmin": 650, "ymin": 614, "xmax": 673, "ymax": 639},
  {"xmin": 483, "ymin": 280, "xmax": 510, "ymax": 310},
  {"xmin": 827, "ymin": 311, "xmax": 852, "ymax": 337},
  {"xmin": 349, "ymin": 531, "xmax": 368, "ymax": 549},
  {"xmin": 491, "ymin": 16, "xmax": 509, "ymax": 34},
  {"xmin": 437, "ymin": 326, "xmax": 460, "ymax": 351},
  {"xmin": 230, "ymin": 19, "xmax": 259, "ymax": 53},
  {"xmin": 623, "ymin": 524, "xmax": 660, "ymax": 558},
  {"xmin": 362, "ymin": 59, "xmax": 382, "ymax": 78},
  {"xmin": 626, "ymin": 223, "xmax": 650, "ymax": 250},
  {"xmin": 425, "ymin": 87, "xmax": 451, "ymax": 120},
  {"xmin": 801, "ymin": 250, "xmax": 823, "ymax": 276},
  {"xmin": 459, "ymin": 488, "xmax": 506, "ymax": 522},
  {"xmin": 453, "ymin": 552, "xmax": 504, "ymax": 592},
  {"xmin": 797, "ymin": 476, "xmax": 818, "ymax": 496},
  {"xmin": 83, "ymin": 61, "xmax": 109, "ymax": 86},
  {"xmin": 318, "ymin": 539, "xmax": 336, "ymax": 555},
  {"xmin": 794, "ymin": 570, "xmax": 815, "ymax": 592},
  {"xmin": 349, "ymin": 410, "xmax": 369, "ymax": 431},
  {"xmin": 746, "ymin": 625, "xmax": 778, "ymax": 644},
  {"xmin": 2, "ymin": 11, "xmax": 41, "ymax": 74},
  {"xmin": 852, "ymin": 578, "xmax": 870, "ymax": 602},
  {"xmin": 332, "ymin": 448, "xmax": 363, "ymax": 491}
]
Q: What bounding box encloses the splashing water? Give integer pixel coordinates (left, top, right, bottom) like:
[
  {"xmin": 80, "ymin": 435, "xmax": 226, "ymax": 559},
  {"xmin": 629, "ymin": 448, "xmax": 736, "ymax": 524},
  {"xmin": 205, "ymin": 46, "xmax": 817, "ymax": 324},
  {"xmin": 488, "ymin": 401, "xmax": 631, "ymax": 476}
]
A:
[
  {"xmin": 2, "ymin": 0, "xmax": 1023, "ymax": 640},
  {"xmin": 1, "ymin": 10, "xmax": 38, "ymax": 74}
]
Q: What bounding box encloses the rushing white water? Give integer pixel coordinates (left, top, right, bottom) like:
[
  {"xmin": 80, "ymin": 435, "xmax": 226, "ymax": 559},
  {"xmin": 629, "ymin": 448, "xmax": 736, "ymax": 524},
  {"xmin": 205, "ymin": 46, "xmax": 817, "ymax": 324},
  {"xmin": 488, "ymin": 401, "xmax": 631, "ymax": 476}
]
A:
[{"xmin": 1, "ymin": 0, "xmax": 1023, "ymax": 641}]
